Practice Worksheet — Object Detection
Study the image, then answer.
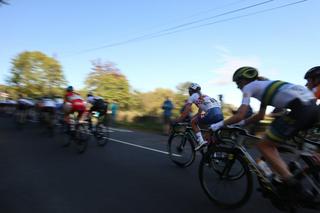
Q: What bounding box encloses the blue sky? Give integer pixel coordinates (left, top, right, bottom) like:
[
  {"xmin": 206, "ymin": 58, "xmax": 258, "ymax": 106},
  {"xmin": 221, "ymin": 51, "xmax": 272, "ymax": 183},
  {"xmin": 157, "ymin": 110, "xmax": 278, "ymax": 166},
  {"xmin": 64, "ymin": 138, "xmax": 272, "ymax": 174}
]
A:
[{"xmin": 1, "ymin": 0, "xmax": 319, "ymax": 110}]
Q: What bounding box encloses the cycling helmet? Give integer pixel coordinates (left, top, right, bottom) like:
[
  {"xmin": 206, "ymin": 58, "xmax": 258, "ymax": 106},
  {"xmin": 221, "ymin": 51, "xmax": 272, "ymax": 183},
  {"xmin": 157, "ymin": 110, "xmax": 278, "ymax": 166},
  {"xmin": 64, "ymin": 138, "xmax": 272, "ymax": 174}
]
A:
[
  {"xmin": 189, "ymin": 83, "xmax": 201, "ymax": 91},
  {"xmin": 188, "ymin": 83, "xmax": 201, "ymax": 95},
  {"xmin": 304, "ymin": 66, "xmax": 320, "ymax": 79},
  {"xmin": 87, "ymin": 91, "xmax": 93, "ymax": 97},
  {"xmin": 66, "ymin": 86, "xmax": 73, "ymax": 92},
  {"xmin": 233, "ymin": 66, "xmax": 259, "ymax": 82}
]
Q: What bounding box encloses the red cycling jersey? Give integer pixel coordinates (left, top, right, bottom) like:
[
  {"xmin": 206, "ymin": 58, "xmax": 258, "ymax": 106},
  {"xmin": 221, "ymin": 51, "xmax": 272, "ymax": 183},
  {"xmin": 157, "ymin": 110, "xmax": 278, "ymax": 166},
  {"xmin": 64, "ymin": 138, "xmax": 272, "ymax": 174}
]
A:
[{"xmin": 64, "ymin": 92, "xmax": 86, "ymax": 112}]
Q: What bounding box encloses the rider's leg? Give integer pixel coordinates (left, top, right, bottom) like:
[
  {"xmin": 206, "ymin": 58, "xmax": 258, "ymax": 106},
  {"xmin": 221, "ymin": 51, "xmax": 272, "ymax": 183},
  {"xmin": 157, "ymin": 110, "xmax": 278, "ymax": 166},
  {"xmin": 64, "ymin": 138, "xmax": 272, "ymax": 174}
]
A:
[
  {"xmin": 193, "ymin": 116, "xmax": 209, "ymax": 151},
  {"xmin": 257, "ymin": 138, "xmax": 292, "ymax": 179},
  {"xmin": 63, "ymin": 103, "xmax": 71, "ymax": 124},
  {"xmin": 191, "ymin": 116, "xmax": 203, "ymax": 143}
]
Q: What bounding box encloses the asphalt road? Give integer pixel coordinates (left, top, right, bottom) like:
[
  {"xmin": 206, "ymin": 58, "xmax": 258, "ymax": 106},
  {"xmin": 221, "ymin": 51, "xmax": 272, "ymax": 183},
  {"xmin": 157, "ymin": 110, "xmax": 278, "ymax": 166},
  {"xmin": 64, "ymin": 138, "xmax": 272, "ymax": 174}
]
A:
[{"xmin": 0, "ymin": 116, "xmax": 317, "ymax": 213}]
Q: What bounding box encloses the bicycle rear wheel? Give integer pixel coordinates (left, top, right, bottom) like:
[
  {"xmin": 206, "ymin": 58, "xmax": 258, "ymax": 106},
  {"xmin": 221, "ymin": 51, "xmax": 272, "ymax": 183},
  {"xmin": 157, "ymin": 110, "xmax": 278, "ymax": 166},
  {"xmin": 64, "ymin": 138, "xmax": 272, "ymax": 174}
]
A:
[
  {"xmin": 168, "ymin": 133, "xmax": 195, "ymax": 168},
  {"xmin": 199, "ymin": 146, "xmax": 253, "ymax": 209},
  {"xmin": 95, "ymin": 123, "xmax": 109, "ymax": 146},
  {"xmin": 73, "ymin": 123, "xmax": 89, "ymax": 153}
]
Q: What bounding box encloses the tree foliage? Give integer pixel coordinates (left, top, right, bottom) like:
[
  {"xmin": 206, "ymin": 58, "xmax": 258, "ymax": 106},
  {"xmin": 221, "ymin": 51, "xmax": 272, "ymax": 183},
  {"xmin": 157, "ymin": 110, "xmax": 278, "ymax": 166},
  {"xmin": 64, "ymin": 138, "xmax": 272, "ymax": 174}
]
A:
[
  {"xmin": 7, "ymin": 51, "xmax": 66, "ymax": 97},
  {"xmin": 85, "ymin": 59, "xmax": 130, "ymax": 108}
]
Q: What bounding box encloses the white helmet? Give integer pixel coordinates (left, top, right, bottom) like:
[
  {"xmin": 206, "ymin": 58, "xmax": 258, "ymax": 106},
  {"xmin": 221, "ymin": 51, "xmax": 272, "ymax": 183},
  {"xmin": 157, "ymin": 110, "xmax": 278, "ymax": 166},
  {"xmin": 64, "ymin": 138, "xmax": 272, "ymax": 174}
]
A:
[
  {"xmin": 189, "ymin": 83, "xmax": 201, "ymax": 91},
  {"xmin": 188, "ymin": 83, "xmax": 201, "ymax": 95}
]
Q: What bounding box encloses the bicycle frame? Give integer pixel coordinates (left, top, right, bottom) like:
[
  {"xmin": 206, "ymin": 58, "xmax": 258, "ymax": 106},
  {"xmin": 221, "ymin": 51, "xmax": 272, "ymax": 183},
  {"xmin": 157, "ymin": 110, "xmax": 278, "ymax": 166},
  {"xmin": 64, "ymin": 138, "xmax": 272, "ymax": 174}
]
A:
[
  {"xmin": 216, "ymin": 128, "xmax": 274, "ymax": 190},
  {"xmin": 216, "ymin": 126, "xmax": 320, "ymax": 204}
]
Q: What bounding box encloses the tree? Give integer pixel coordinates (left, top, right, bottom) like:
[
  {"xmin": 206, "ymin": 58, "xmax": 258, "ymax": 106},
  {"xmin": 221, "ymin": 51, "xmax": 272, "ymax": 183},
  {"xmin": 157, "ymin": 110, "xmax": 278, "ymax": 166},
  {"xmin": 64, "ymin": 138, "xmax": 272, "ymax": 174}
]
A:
[
  {"xmin": 7, "ymin": 51, "xmax": 67, "ymax": 97},
  {"xmin": 172, "ymin": 81, "xmax": 191, "ymax": 115},
  {"xmin": 85, "ymin": 59, "xmax": 130, "ymax": 108}
]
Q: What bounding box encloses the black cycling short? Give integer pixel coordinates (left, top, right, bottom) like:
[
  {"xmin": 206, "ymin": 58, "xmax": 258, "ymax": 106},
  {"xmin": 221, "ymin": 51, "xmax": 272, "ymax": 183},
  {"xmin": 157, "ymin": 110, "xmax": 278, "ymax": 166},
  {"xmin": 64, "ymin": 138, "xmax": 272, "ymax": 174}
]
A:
[
  {"xmin": 266, "ymin": 99, "xmax": 319, "ymax": 143},
  {"xmin": 17, "ymin": 103, "xmax": 32, "ymax": 110},
  {"xmin": 41, "ymin": 106, "xmax": 55, "ymax": 114}
]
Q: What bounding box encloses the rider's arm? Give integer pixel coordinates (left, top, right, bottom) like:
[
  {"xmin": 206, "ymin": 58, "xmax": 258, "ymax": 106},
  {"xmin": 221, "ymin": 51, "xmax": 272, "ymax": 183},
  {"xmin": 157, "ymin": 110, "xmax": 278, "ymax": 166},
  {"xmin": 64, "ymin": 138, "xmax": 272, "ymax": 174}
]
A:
[
  {"xmin": 224, "ymin": 104, "xmax": 250, "ymax": 125},
  {"xmin": 243, "ymin": 105, "xmax": 266, "ymax": 125},
  {"xmin": 176, "ymin": 103, "xmax": 192, "ymax": 122}
]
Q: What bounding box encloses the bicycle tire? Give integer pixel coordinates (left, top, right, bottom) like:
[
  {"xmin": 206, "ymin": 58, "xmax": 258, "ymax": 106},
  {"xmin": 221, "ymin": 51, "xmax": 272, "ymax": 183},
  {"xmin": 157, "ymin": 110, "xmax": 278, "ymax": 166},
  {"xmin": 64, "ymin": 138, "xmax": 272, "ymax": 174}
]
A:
[
  {"xmin": 74, "ymin": 124, "xmax": 89, "ymax": 153},
  {"xmin": 95, "ymin": 123, "xmax": 109, "ymax": 146},
  {"xmin": 199, "ymin": 146, "xmax": 253, "ymax": 209},
  {"xmin": 167, "ymin": 133, "xmax": 195, "ymax": 168}
]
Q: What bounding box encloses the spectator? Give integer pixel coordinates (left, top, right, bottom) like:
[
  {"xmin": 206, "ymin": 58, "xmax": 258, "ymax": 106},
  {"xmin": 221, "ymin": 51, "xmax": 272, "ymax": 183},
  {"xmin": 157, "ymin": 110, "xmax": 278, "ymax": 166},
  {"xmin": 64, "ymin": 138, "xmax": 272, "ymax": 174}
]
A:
[
  {"xmin": 162, "ymin": 97, "xmax": 174, "ymax": 135},
  {"xmin": 110, "ymin": 102, "xmax": 118, "ymax": 125}
]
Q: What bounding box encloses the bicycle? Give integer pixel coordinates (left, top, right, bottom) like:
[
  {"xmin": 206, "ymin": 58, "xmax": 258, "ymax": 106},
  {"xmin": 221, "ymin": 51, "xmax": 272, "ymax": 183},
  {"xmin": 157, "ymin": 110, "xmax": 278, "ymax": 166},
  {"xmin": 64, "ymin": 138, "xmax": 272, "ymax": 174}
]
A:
[
  {"xmin": 167, "ymin": 122, "xmax": 215, "ymax": 168},
  {"xmin": 15, "ymin": 104, "xmax": 33, "ymax": 129},
  {"xmin": 198, "ymin": 126, "xmax": 320, "ymax": 212},
  {"xmin": 60, "ymin": 112, "xmax": 90, "ymax": 154},
  {"xmin": 89, "ymin": 110, "xmax": 109, "ymax": 146},
  {"xmin": 38, "ymin": 107, "xmax": 56, "ymax": 134}
]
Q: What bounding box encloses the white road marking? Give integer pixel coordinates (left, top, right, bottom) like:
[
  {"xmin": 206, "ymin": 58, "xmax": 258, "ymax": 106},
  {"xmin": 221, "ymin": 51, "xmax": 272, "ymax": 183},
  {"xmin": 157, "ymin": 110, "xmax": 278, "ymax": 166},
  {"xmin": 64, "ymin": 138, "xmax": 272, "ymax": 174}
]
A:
[
  {"xmin": 109, "ymin": 127, "xmax": 133, "ymax": 133},
  {"xmin": 108, "ymin": 138, "xmax": 181, "ymax": 157}
]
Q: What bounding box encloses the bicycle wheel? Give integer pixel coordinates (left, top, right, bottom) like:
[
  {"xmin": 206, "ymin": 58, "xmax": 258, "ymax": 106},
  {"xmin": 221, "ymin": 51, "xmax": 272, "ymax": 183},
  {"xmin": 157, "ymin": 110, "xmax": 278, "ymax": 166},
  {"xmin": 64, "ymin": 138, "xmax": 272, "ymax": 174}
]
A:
[
  {"xmin": 74, "ymin": 124, "xmax": 89, "ymax": 153},
  {"xmin": 199, "ymin": 146, "xmax": 253, "ymax": 209},
  {"xmin": 15, "ymin": 110, "xmax": 26, "ymax": 129},
  {"xmin": 95, "ymin": 123, "xmax": 109, "ymax": 146},
  {"xmin": 168, "ymin": 133, "xmax": 195, "ymax": 168}
]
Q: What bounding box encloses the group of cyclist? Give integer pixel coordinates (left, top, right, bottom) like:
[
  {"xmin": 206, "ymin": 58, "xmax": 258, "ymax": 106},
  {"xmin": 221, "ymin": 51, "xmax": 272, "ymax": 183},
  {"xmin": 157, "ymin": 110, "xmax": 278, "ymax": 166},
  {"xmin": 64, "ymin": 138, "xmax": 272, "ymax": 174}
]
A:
[
  {"xmin": 4, "ymin": 85, "xmax": 108, "ymax": 132},
  {"xmin": 62, "ymin": 86, "xmax": 108, "ymax": 128},
  {"xmin": 174, "ymin": 65, "xmax": 320, "ymax": 200}
]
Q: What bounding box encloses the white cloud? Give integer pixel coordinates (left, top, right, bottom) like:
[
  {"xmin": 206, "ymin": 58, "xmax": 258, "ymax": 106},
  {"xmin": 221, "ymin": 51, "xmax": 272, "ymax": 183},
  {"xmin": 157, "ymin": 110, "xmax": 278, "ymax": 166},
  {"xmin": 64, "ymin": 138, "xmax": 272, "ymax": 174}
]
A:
[{"xmin": 208, "ymin": 47, "xmax": 261, "ymax": 86}]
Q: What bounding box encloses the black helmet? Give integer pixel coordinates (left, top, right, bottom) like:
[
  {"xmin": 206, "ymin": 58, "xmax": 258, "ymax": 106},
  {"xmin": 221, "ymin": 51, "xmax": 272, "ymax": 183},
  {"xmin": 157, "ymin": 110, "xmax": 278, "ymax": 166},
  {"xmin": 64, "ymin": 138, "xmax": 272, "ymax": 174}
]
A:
[
  {"xmin": 66, "ymin": 86, "xmax": 73, "ymax": 92},
  {"xmin": 233, "ymin": 66, "xmax": 259, "ymax": 82},
  {"xmin": 87, "ymin": 91, "xmax": 93, "ymax": 97},
  {"xmin": 304, "ymin": 66, "xmax": 320, "ymax": 79}
]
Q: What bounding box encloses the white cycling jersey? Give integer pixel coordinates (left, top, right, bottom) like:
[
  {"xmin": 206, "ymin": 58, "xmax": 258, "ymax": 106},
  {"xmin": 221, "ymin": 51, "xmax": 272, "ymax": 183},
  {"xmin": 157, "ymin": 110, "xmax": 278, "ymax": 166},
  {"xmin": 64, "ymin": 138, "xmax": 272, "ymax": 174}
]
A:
[
  {"xmin": 242, "ymin": 80, "xmax": 315, "ymax": 108},
  {"xmin": 18, "ymin": 98, "xmax": 34, "ymax": 106},
  {"xmin": 187, "ymin": 93, "xmax": 220, "ymax": 112},
  {"xmin": 42, "ymin": 98, "xmax": 56, "ymax": 108}
]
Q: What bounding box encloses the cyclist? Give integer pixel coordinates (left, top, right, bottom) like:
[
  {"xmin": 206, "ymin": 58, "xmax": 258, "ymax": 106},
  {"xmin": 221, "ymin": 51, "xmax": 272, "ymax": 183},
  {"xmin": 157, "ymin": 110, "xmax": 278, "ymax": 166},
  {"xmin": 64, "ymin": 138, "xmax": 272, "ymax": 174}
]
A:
[
  {"xmin": 304, "ymin": 66, "xmax": 320, "ymax": 99},
  {"xmin": 63, "ymin": 86, "xmax": 86, "ymax": 124},
  {"xmin": 38, "ymin": 96, "xmax": 56, "ymax": 124},
  {"xmin": 175, "ymin": 83, "xmax": 223, "ymax": 151},
  {"xmin": 86, "ymin": 92, "xmax": 108, "ymax": 129},
  {"xmin": 210, "ymin": 66, "xmax": 318, "ymax": 195},
  {"xmin": 16, "ymin": 94, "xmax": 35, "ymax": 121}
]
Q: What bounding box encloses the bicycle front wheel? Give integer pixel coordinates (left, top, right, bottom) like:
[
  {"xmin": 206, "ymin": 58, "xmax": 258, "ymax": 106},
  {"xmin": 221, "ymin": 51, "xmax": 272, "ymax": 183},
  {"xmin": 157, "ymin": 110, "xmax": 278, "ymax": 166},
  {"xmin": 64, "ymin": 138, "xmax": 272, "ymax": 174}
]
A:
[
  {"xmin": 168, "ymin": 133, "xmax": 195, "ymax": 168},
  {"xmin": 199, "ymin": 146, "xmax": 253, "ymax": 209}
]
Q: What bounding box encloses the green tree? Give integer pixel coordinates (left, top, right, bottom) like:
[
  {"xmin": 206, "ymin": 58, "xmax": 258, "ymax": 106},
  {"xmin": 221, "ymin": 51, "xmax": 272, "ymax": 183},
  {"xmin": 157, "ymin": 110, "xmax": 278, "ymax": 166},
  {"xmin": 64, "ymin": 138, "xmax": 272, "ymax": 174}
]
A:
[
  {"xmin": 7, "ymin": 51, "xmax": 66, "ymax": 97},
  {"xmin": 85, "ymin": 59, "xmax": 130, "ymax": 108},
  {"xmin": 172, "ymin": 81, "xmax": 191, "ymax": 115},
  {"xmin": 139, "ymin": 88, "xmax": 175, "ymax": 115}
]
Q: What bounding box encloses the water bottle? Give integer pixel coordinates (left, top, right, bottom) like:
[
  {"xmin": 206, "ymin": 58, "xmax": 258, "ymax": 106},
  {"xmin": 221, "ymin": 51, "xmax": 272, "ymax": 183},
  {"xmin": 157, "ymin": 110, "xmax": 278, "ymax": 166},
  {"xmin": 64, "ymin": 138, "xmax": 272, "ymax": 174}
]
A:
[{"xmin": 256, "ymin": 158, "xmax": 273, "ymax": 178}]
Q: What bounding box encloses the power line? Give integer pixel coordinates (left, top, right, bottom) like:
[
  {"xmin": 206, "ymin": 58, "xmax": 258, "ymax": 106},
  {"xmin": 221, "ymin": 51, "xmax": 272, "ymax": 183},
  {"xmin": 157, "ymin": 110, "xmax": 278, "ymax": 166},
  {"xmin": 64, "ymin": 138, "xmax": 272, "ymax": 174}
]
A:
[
  {"xmin": 139, "ymin": 0, "xmax": 308, "ymax": 41},
  {"xmin": 76, "ymin": 0, "xmax": 276, "ymax": 54},
  {"xmin": 75, "ymin": 0, "xmax": 308, "ymax": 54},
  {"xmin": 137, "ymin": 0, "xmax": 249, "ymax": 32}
]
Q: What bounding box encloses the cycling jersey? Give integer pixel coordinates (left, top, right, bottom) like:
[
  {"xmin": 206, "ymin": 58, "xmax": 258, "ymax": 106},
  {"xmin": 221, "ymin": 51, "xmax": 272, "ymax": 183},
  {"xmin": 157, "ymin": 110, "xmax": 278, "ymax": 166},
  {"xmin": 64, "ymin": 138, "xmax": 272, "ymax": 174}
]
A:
[
  {"xmin": 64, "ymin": 92, "xmax": 86, "ymax": 113},
  {"xmin": 87, "ymin": 96, "xmax": 107, "ymax": 115},
  {"xmin": 41, "ymin": 98, "xmax": 56, "ymax": 108},
  {"xmin": 188, "ymin": 93, "xmax": 223, "ymax": 125},
  {"xmin": 240, "ymin": 80, "xmax": 318, "ymax": 142},
  {"xmin": 18, "ymin": 98, "xmax": 34, "ymax": 106},
  {"xmin": 241, "ymin": 80, "xmax": 315, "ymax": 108},
  {"xmin": 187, "ymin": 93, "xmax": 220, "ymax": 112}
]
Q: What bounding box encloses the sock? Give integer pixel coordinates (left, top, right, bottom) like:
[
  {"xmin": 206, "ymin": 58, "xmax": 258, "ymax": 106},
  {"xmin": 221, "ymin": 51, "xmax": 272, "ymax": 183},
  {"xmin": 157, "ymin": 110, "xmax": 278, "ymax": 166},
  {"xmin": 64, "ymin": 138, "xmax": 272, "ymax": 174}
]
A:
[{"xmin": 196, "ymin": 132, "xmax": 204, "ymax": 143}]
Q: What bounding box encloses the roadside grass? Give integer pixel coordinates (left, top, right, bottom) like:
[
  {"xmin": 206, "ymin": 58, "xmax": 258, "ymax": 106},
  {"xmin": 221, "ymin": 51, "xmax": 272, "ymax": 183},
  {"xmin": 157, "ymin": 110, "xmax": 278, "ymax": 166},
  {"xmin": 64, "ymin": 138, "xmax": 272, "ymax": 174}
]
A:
[{"xmin": 113, "ymin": 120, "xmax": 163, "ymax": 133}]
